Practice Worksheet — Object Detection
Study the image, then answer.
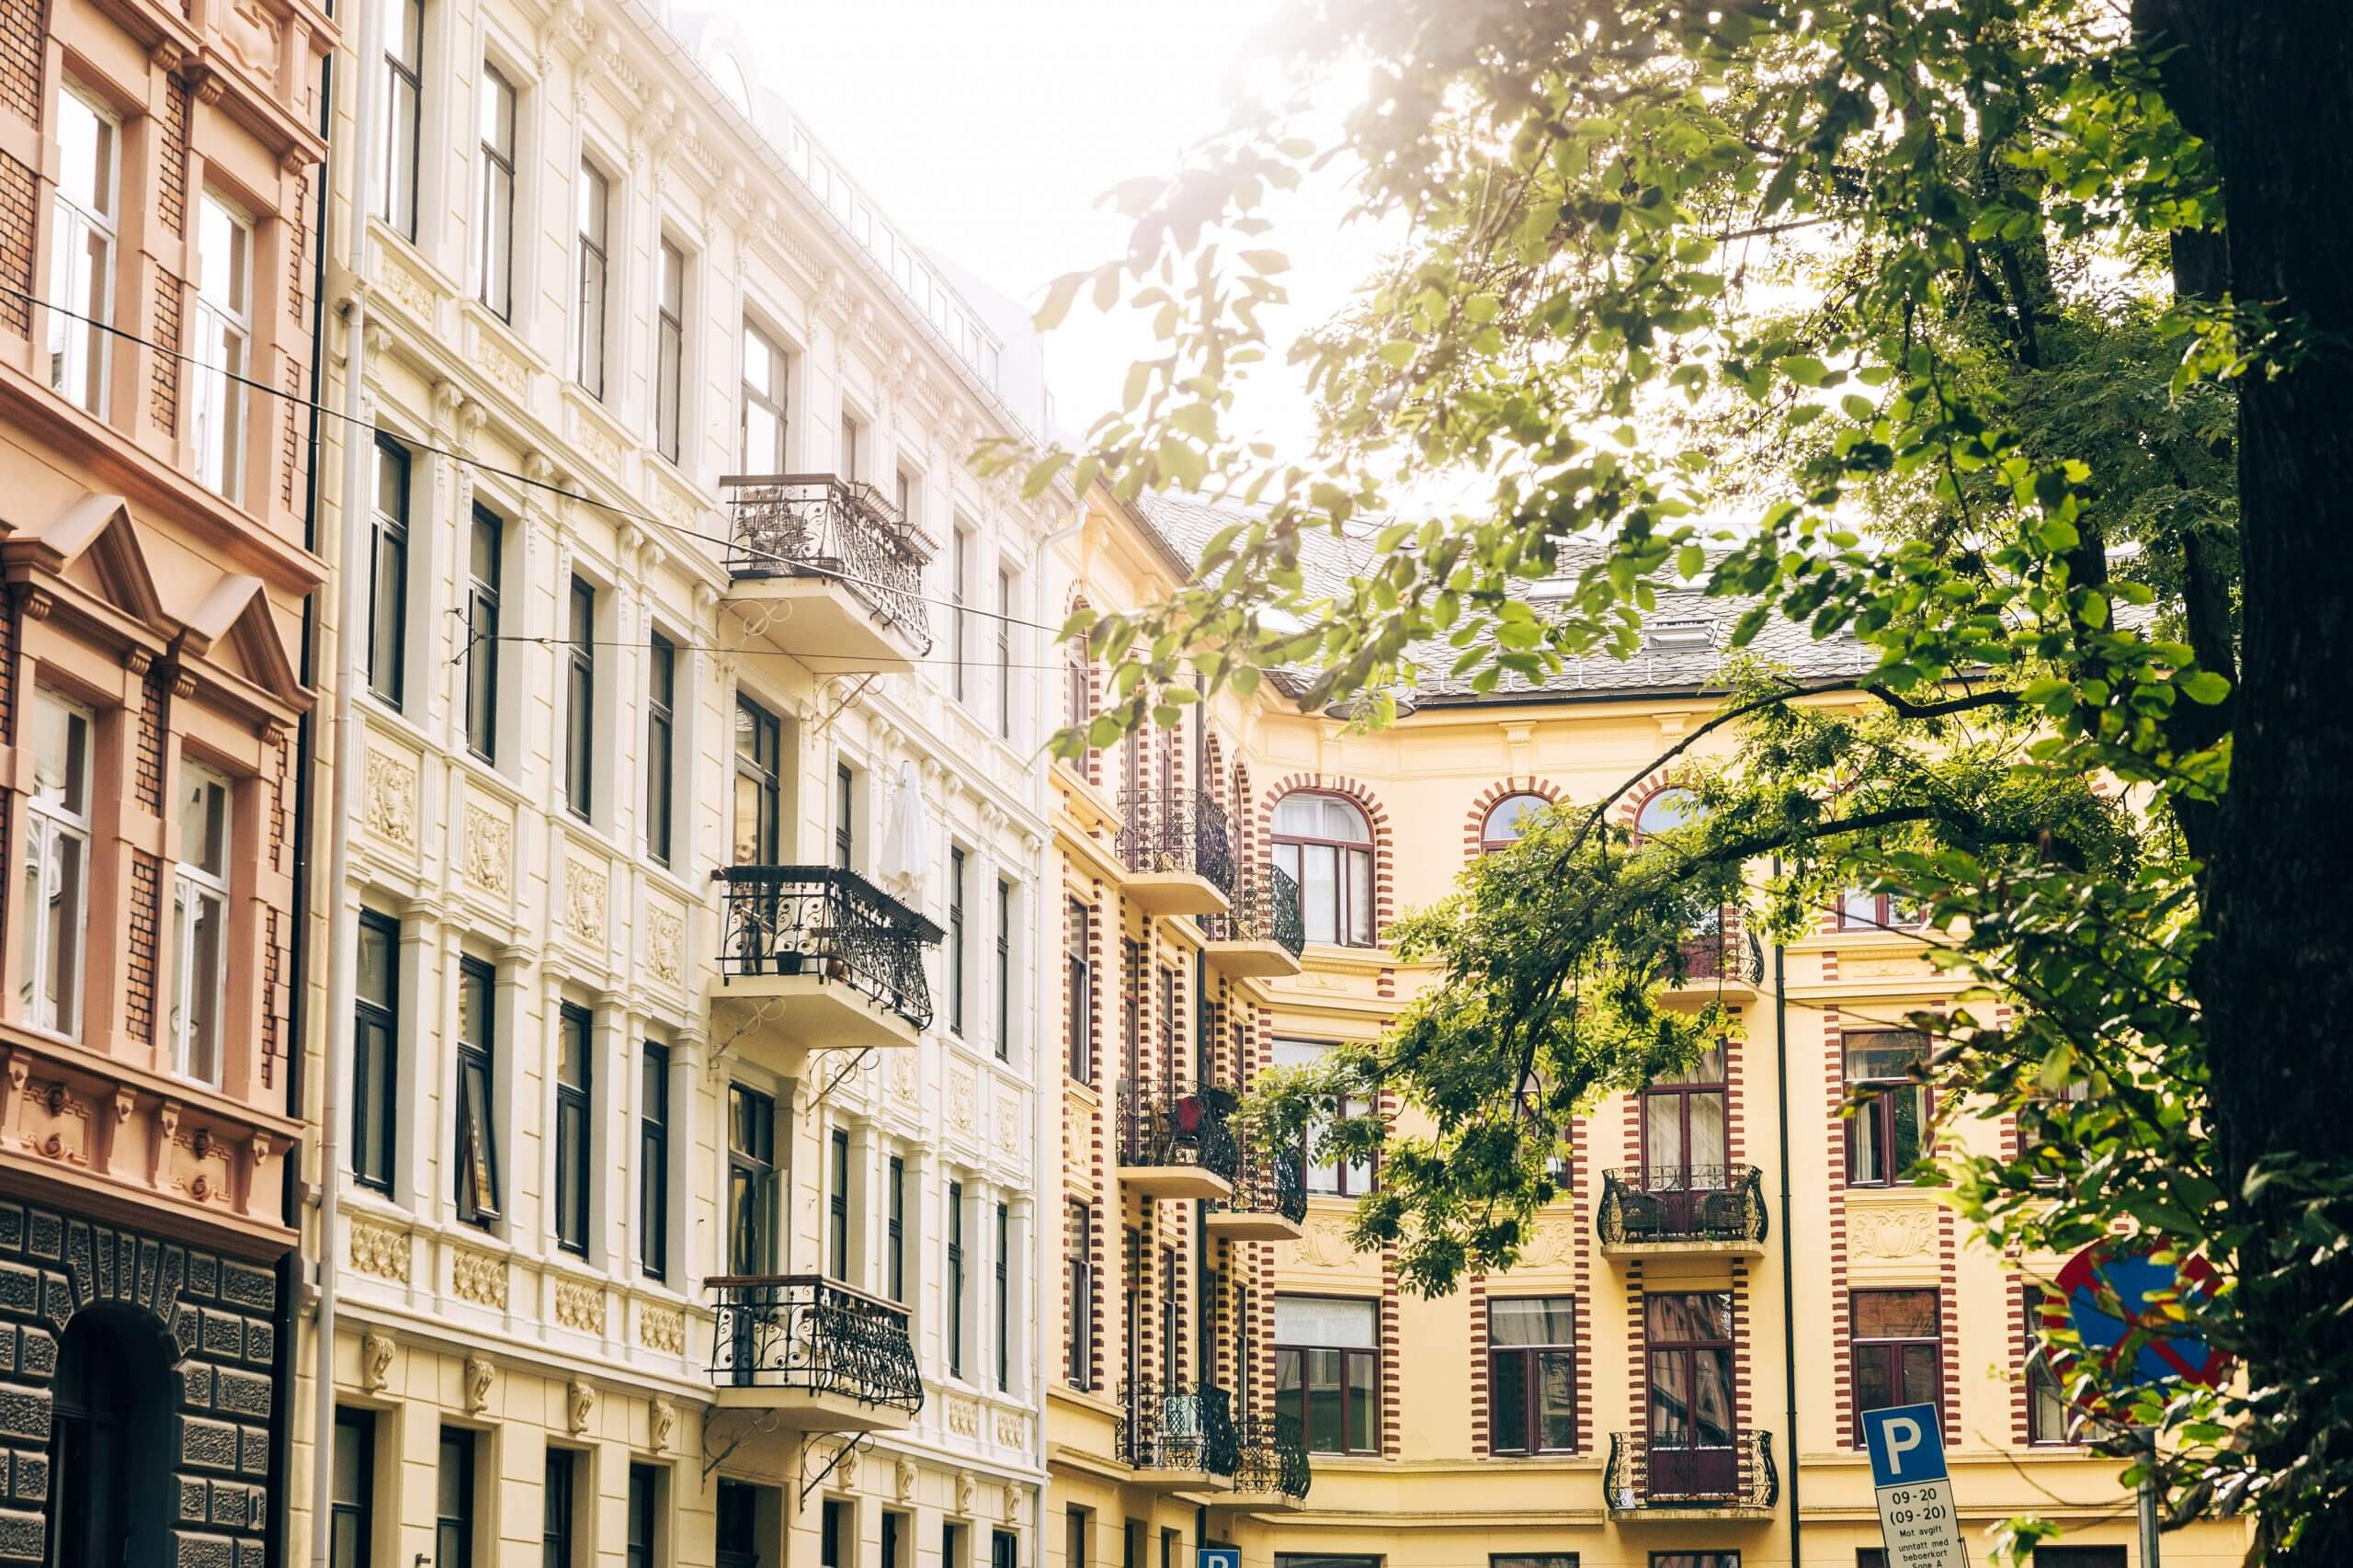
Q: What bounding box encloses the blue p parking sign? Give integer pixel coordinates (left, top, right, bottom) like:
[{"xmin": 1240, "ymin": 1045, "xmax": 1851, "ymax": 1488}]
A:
[
  {"xmin": 1861, "ymin": 1403, "xmax": 1967, "ymax": 1568},
  {"xmin": 1198, "ymin": 1551, "xmax": 1240, "ymax": 1568},
  {"xmin": 1863, "ymin": 1402, "xmax": 1951, "ymax": 1486}
]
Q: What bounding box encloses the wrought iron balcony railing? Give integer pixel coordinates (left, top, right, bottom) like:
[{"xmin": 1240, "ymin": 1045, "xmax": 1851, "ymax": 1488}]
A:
[
  {"xmin": 1118, "ymin": 1380, "xmax": 1240, "ymax": 1475},
  {"xmin": 708, "ymin": 1275, "xmax": 925, "ymax": 1414},
  {"xmin": 1117, "ymin": 1079, "xmax": 1240, "ymax": 1183},
  {"xmin": 1672, "ymin": 916, "xmax": 1765, "ymax": 985},
  {"xmin": 721, "ymin": 473, "xmax": 935, "ymax": 653},
  {"xmin": 1200, "ymin": 863, "xmax": 1305, "ymax": 954},
  {"xmin": 1605, "ymin": 1429, "xmax": 1778, "ymax": 1510},
  {"xmin": 1117, "ymin": 787, "xmax": 1236, "ymax": 895},
  {"xmin": 1597, "ymin": 1165, "xmax": 1769, "ymax": 1246},
  {"xmin": 713, "ymin": 866, "xmax": 944, "ymax": 1030},
  {"xmin": 1220, "ymin": 1139, "xmax": 1308, "ymax": 1226},
  {"xmin": 1233, "ymin": 1412, "xmax": 1312, "ymax": 1500}
]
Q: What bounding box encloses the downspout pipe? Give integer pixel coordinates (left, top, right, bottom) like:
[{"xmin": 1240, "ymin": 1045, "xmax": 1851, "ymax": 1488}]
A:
[
  {"xmin": 1771, "ymin": 858, "xmax": 1802, "ymax": 1568},
  {"xmin": 311, "ymin": 5, "xmax": 382, "ymax": 1566}
]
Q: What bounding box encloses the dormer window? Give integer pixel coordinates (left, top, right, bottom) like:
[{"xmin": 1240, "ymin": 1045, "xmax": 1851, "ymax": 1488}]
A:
[{"xmin": 1647, "ymin": 617, "xmax": 1716, "ymax": 650}]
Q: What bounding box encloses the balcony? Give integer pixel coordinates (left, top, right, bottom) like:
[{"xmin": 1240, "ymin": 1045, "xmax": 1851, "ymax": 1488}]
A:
[
  {"xmin": 1227, "ymin": 1413, "xmax": 1312, "ymax": 1508},
  {"xmin": 708, "ymin": 1276, "xmax": 924, "ymax": 1432},
  {"xmin": 1200, "ymin": 864, "xmax": 1305, "ymax": 979},
  {"xmin": 1207, "ymin": 1141, "xmax": 1307, "ymax": 1242},
  {"xmin": 1117, "ymin": 1080, "xmax": 1239, "ymax": 1200},
  {"xmin": 720, "ymin": 474, "xmax": 934, "ymax": 672},
  {"xmin": 709, "ymin": 867, "xmax": 943, "ymax": 1060},
  {"xmin": 1597, "ymin": 1165, "xmax": 1769, "ymax": 1257},
  {"xmin": 1118, "ymin": 787, "xmax": 1235, "ymax": 915},
  {"xmin": 1118, "ymin": 1380, "xmax": 1239, "ymax": 1489},
  {"xmin": 1661, "ymin": 915, "xmax": 1764, "ymax": 1006},
  {"xmin": 1605, "ymin": 1431, "xmax": 1779, "ymax": 1520}
]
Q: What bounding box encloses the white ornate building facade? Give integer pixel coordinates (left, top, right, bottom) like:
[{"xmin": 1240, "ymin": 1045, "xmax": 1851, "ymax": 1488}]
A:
[{"xmin": 294, "ymin": 6, "xmax": 1060, "ymax": 1568}]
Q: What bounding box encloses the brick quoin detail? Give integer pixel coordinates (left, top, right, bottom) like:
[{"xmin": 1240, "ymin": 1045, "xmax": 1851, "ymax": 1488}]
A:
[
  {"xmin": 157, "ymin": 74, "xmax": 188, "ymax": 236},
  {"xmin": 125, "ymin": 851, "xmax": 161, "ymax": 1044},
  {"xmin": 1732, "ymin": 1261, "xmax": 1756, "ymax": 1492},
  {"xmin": 1825, "ymin": 1008, "xmax": 1856, "ymax": 1446},
  {"xmin": 2008, "ymin": 1270, "xmax": 2034, "ymax": 1446},
  {"xmin": 134, "ymin": 668, "xmax": 167, "ymax": 810},
  {"xmin": 1381, "ymin": 1079, "xmax": 1404, "ymax": 1458},
  {"xmin": 1938, "ymin": 1206, "xmax": 1961, "ymax": 1445},
  {"xmin": 1571, "ymin": 1112, "xmax": 1592, "ymax": 1454},
  {"xmin": 1468, "ymin": 1273, "xmax": 1489, "ymax": 1456},
  {"xmin": 150, "ymin": 273, "xmax": 182, "ymax": 437},
  {"xmin": 0, "ymin": 153, "xmax": 36, "ymax": 335},
  {"xmin": 1625, "ymin": 1258, "xmax": 1647, "ymax": 1487},
  {"xmin": 1461, "ymin": 776, "xmax": 1565, "ymax": 863},
  {"xmin": 1258, "ymin": 772, "xmax": 1397, "ymax": 947},
  {"xmin": 1723, "ymin": 1028, "xmax": 1746, "ymax": 1169}
]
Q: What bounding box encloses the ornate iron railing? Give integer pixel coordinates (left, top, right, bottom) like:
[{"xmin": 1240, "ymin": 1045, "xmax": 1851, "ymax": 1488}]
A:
[
  {"xmin": 720, "ymin": 473, "xmax": 934, "ymax": 653},
  {"xmin": 1117, "ymin": 787, "xmax": 1236, "ymax": 896},
  {"xmin": 1605, "ymin": 1430, "xmax": 1778, "ymax": 1510},
  {"xmin": 707, "ymin": 1275, "xmax": 925, "ymax": 1415},
  {"xmin": 1597, "ymin": 1165, "xmax": 1769, "ymax": 1246},
  {"xmin": 1117, "ymin": 1079, "xmax": 1240, "ymax": 1183},
  {"xmin": 1117, "ymin": 1380, "xmax": 1240, "ymax": 1475},
  {"xmin": 1233, "ymin": 1412, "xmax": 1312, "ymax": 1500},
  {"xmin": 1200, "ymin": 863, "xmax": 1305, "ymax": 956},
  {"xmin": 1673, "ymin": 915, "xmax": 1765, "ymax": 985},
  {"xmin": 1219, "ymin": 1138, "xmax": 1308, "ymax": 1226},
  {"xmin": 713, "ymin": 866, "xmax": 944, "ymax": 1031}
]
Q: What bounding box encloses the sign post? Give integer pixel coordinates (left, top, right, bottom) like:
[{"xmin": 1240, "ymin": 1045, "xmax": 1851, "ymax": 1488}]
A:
[{"xmin": 1861, "ymin": 1402, "xmax": 1968, "ymax": 1568}]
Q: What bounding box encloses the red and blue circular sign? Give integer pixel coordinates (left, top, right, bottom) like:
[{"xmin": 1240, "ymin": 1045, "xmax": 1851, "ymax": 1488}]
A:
[{"xmin": 2037, "ymin": 1239, "xmax": 2230, "ymax": 1399}]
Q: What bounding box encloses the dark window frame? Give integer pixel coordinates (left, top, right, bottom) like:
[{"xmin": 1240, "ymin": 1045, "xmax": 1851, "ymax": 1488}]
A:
[
  {"xmin": 464, "ymin": 505, "xmax": 501, "ymax": 763},
  {"xmin": 436, "ymin": 1428, "xmax": 476, "ymax": 1568},
  {"xmin": 1489, "ymin": 1295, "xmax": 1578, "ymax": 1456},
  {"xmin": 995, "ymin": 878, "xmax": 1012, "ymax": 1062},
  {"xmin": 1638, "ymin": 1040, "xmax": 1730, "ymax": 1192},
  {"xmin": 645, "ymin": 634, "xmax": 676, "ymax": 865},
  {"xmin": 454, "ymin": 956, "xmax": 501, "ymax": 1226},
  {"xmin": 564, "ymin": 577, "xmax": 595, "ymax": 819},
  {"xmin": 1849, "ymin": 1289, "xmax": 1942, "ymax": 1446},
  {"xmin": 1836, "ymin": 888, "xmax": 1923, "ymax": 932},
  {"xmin": 1270, "ymin": 791, "xmax": 1378, "ymax": 948},
  {"xmin": 353, "ymin": 910, "xmax": 400, "ymax": 1194},
  {"xmin": 948, "ymin": 1179, "xmax": 966, "ymax": 1379},
  {"xmin": 542, "ymin": 1449, "xmax": 576, "ymax": 1568},
  {"xmin": 639, "ymin": 1041, "xmax": 669, "ymax": 1279},
  {"xmin": 995, "ymin": 1200, "xmax": 1011, "ymax": 1392},
  {"xmin": 1845, "ymin": 1029, "xmax": 1932, "ymax": 1187},
  {"xmin": 367, "ymin": 438, "xmax": 409, "ymax": 707},
  {"xmin": 726, "ymin": 1084, "xmax": 778, "ymax": 1276},
  {"xmin": 332, "ymin": 1408, "xmax": 376, "ymax": 1568},
  {"xmin": 732, "ymin": 694, "xmax": 782, "ymax": 865},
  {"xmin": 1644, "ymin": 1291, "xmax": 1737, "ymax": 1460},
  {"xmin": 949, "ymin": 847, "xmax": 967, "ymax": 1034},
  {"xmin": 1066, "ymin": 1199, "xmax": 1092, "ymax": 1390},
  {"xmin": 1066, "ymin": 899, "xmax": 1093, "ymax": 1083},
  {"xmin": 380, "ymin": 0, "xmax": 423, "ymax": 239},
  {"xmin": 625, "ymin": 1464, "xmax": 660, "ymax": 1568},
  {"xmin": 887, "ymin": 1154, "xmax": 906, "ymax": 1301},
  {"xmin": 2023, "ymin": 1283, "xmax": 2075, "ymax": 1446},
  {"xmin": 654, "ymin": 241, "xmax": 685, "ymax": 462},
  {"xmin": 1274, "ymin": 1298, "xmax": 1381, "ymax": 1456},
  {"xmin": 835, "ymin": 762, "xmax": 854, "ymax": 869},
  {"xmin": 828, "ymin": 1127, "xmax": 851, "ymax": 1280},
  {"xmin": 553, "ymin": 1003, "xmax": 593, "ymax": 1255}
]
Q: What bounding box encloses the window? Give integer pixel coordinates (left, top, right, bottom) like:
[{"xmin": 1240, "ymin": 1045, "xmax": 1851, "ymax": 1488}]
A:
[
  {"xmin": 2018, "ymin": 1076, "xmax": 2091, "ymax": 1175},
  {"xmin": 19, "ymin": 694, "xmax": 91, "ymax": 1039},
  {"xmin": 1633, "ymin": 787, "xmax": 1703, "ymax": 837},
  {"xmin": 951, "ymin": 528, "xmax": 970, "ymax": 702},
  {"xmin": 191, "ymin": 193, "xmax": 251, "ymax": 499},
  {"xmin": 882, "ymin": 1514, "xmax": 905, "ymax": 1568},
  {"xmin": 828, "ymin": 1127, "xmax": 851, "ymax": 1279},
  {"xmin": 645, "ymin": 636, "xmax": 676, "ymax": 864},
  {"xmin": 1494, "ymin": 1558, "xmax": 1579, "ymax": 1568},
  {"xmin": 895, "ymin": 466, "xmax": 917, "ymax": 526},
  {"xmin": 996, "ymin": 567, "xmax": 1014, "ymax": 737},
  {"xmin": 1065, "ymin": 1509, "xmax": 1088, "ymax": 1568},
  {"xmin": 887, "ymin": 1155, "xmax": 906, "ymax": 1301},
  {"xmin": 1490, "ymin": 1297, "xmax": 1576, "ymax": 1454},
  {"xmin": 992, "ymin": 1532, "xmax": 1017, "ymax": 1568},
  {"xmin": 1851, "ymin": 1290, "xmax": 1940, "ymax": 1441},
  {"xmin": 727, "ymin": 1085, "xmax": 777, "ymax": 1275},
  {"xmin": 1640, "ymin": 1040, "xmax": 1728, "ymax": 1196},
  {"xmin": 2024, "ymin": 1284, "xmax": 2073, "ymax": 1444},
  {"xmin": 379, "ymin": 1, "xmax": 423, "ymax": 237},
  {"xmin": 733, "ymin": 697, "xmax": 783, "ymax": 864},
  {"xmin": 626, "ymin": 1466, "xmax": 659, "ymax": 1568},
  {"xmin": 454, "ymin": 959, "xmax": 501, "ymax": 1225},
  {"xmin": 353, "ymin": 911, "xmax": 399, "ymax": 1192},
  {"xmin": 654, "ymin": 242, "xmax": 685, "ymax": 461},
  {"xmin": 942, "ymin": 1524, "xmax": 964, "ymax": 1568},
  {"xmin": 1158, "ymin": 1244, "xmax": 1179, "ymax": 1389},
  {"xmin": 1846, "ymin": 1030, "xmax": 1930, "ymax": 1186},
  {"xmin": 995, "ymin": 1201, "xmax": 1012, "ymax": 1392},
  {"xmin": 1275, "ymin": 1297, "xmax": 1379, "ymax": 1454},
  {"xmin": 477, "ymin": 69, "xmax": 517, "ymax": 319},
  {"xmin": 1120, "ymin": 939, "xmax": 1143, "ymax": 1083},
  {"xmin": 948, "ymin": 846, "xmax": 970, "ymax": 1032},
  {"xmin": 576, "ymin": 163, "xmax": 609, "ymax": 397},
  {"xmin": 640, "ymin": 1042, "xmax": 669, "ymax": 1278},
  {"xmin": 835, "ymin": 763, "xmax": 854, "ymax": 869},
  {"xmin": 1650, "ymin": 1557, "xmax": 1738, "ymax": 1568},
  {"xmin": 2029, "ymin": 1551, "xmax": 2127, "ymax": 1568},
  {"xmin": 1066, "ymin": 1201, "xmax": 1092, "ymax": 1388},
  {"xmin": 715, "ymin": 1483, "xmax": 759, "ymax": 1568},
  {"xmin": 821, "ymin": 1502, "xmax": 847, "ymax": 1568},
  {"xmin": 368, "ymin": 439, "xmax": 410, "ymax": 704},
  {"xmin": 840, "ymin": 412, "xmax": 862, "ymax": 480},
  {"xmin": 436, "ymin": 1429, "xmax": 475, "ymax": 1568},
  {"xmin": 1480, "ymin": 793, "xmax": 1548, "ymax": 852},
  {"xmin": 1837, "ymin": 887, "xmax": 1921, "ymax": 931},
  {"xmin": 1065, "ymin": 636, "xmax": 1089, "ymax": 733},
  {"xmin": 565, "ymin": 578, "xmax": 595, "ymax": 817},
  {"xmin": 1272, "ymin": 794, "xmax": 1376, "ymax": 947},
  {"xmin": 1066, "ymin": 900, "xmax": 1093, "ymax": 1082},
  {"xmin": 555, "ymin": 1005, "xmax": 592, "ymax": 1254},
  {"xmin": 742, "ymin": 324, "xmax": 788, "ymax": 470},
  {"xmin": 1645, "ymin": 1292, "xmax": 1736, "ymax": 1496},
  {"xmin": 465, "ymin": 507, "xmax": 502, "ymax": 761},
  {"xmin": 1274, "ymin": 1039, "xmax": 1373, "ymax": 1196},
  {"xmin": 995, "ymin": 880, "xmax": 1013, "ymax": 1061},
  {"xmin": 170, "ymin": 765, "xmax": 232, "ymax": 1085},
  {"xmin": 47, "ymin": 85, "xmax": 117, "ymax": 412},
  {"xmin": 1275, "ymin": 1557, "xmax": 1381, "ymax": 1568},
  {"xmin": 331, "ymin": 1410, "xmax": 375, "ymax": 1568},
  {"xmin": 948, "ymin": 1180, "xmax": 966, "ymax": 1379},
  {"xmin": 543, "ymin": 1450, "xmax": 575, "ymax": 1568}
]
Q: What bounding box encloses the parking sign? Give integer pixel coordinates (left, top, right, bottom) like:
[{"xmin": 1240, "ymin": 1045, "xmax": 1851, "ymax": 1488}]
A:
[
  {"xmin": 1861, "ymin": 1403, "xmax": 1967, "ymax": 1568},
  {"xmin": 1198, "ymin": 1551, "xmax": 1240, "ymax": 1568}
]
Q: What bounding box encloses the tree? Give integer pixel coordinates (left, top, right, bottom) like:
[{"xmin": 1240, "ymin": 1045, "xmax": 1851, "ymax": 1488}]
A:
[{"xmin": 1002, "ymin": 1, "xmax": 2353, "ymax": 1561}]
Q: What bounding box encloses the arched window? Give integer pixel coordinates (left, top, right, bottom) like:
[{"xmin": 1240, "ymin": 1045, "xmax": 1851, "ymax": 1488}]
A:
[
  {"xmin": 1273, "ymin": 793, "xmax": 1375, "ymax": 947},
  {"xmin": 1480, "ymin": 792, "xmax": 1550, "ymax": 853},
  {"xmin": 1634, "ymin": 786, "xmax": 1704, "ymax": 838},
  {"xmin": 50, "ymin": 1308, "xmax": 175, "ymax": 1568}
]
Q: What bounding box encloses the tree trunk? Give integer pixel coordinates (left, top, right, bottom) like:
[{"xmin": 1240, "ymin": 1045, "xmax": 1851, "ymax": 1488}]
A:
[{"xmin": 2167, "ymin": 5, "xmax": 2353, "ymax": 1562}]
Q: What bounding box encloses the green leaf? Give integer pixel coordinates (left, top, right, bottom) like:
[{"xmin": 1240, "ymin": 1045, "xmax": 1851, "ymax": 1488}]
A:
[{"xmin": 2177, "ymin": 670, "xmax": 2231, "ymax": 705}]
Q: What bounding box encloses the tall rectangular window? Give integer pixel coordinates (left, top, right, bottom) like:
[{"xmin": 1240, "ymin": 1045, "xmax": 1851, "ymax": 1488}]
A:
[
  {"xmin": 170, "ymin": 765, "xmax": 232, "ymax": 1085},
  {"xmin": 47, "ymin": 86, "xmax": 117, "ymax": 413},
  {"xmin": 742, "ymin": 324, "xmax": 788, "ymax": 470},
  {"xmin": 454, "ymin": 958, "xmax": 501, "ymax": 1225},
  {"xmin": 542, "ymin": 1450, "xmax": 575, "ymax": 1568},
  {"xmin": 1065, "ymin": 635, "xmax": 1089, "ymax": 733},
  {"xmin": 828, "ymin": 1127, "xmax": 851, "ymax": 1280},
  {"xmin": 1065, "ymin": 900, "xmax": 1092, "ymax": 1083},
  {"xmin": 1158, "ymin": 1244, "xmax": 1179, "ymax": 1389},
  {"xmin": 1845, "ymin": 1030, "xmax": 1930, "ymax": 1187},
  {"xmin": 369, "ymin": 440, "xmax": 410, "ymax": 705},
  {"xmin": 941, "ymin": 1524, "xmax": 963, "ymax": 1568},
  {"xmin": 191, "ymin": 193, "xmax": 251, "ymax": 499},
  {"xmin": 1120, "ymin": 940, "xmax": 1142, "ymax": 1083},
  {"xmin": 840, "ymin": 412, "xmax": 862, "ymax": 480},
  {"xmin": 992, "ymin": 1532, "xmax": 1017, "ymax": 1568},
  {"xmin": 8, "ymin": 710, "xmax": 73, "ymax": 994},
  {"xmin": 353, "ymin": 911, "xmax": 399, "ymax": 1191},
  {"xmin": 1274, "ymin": 1296, "xmax": 1380, "ymax": 1455},
  {"xmin": 576, "ymin": 163, "xmax": 609, "ymax": 397},
  {"xmin": 995, "ymin": 567, "xmax": 1014, "ymax": 738},
  {"xmin": 645, "ymin": 635, "xmax": 675, "ymax": 864},
  {"xmin": 1640, "ymin": 1040, "xmax": 1728, "ymax": 1197},
  {"xmin": 379, "ymin": 1, "xmax": 423, "ymax": 237},
  {"xmin": 882, "ymin": 1514, "xmax": 904, "ymax": 1568},
  {"xmin": 733, "ymin": 696, "xmax": 782, "ymax": 865},
  {"xmin": 995, "ymin": 1202, "xmax": 1011, "ymax": 1392},
  {"xmin": 948, "ymin": 1180, "xmax": 966, "ymax": 1379},
  {"xmin": 949, "ymin": 848, "xmax": 967, "ymax": 1035},
  {"xmin": 887, "ymin": 1154, "xmax": 906, "ymax": 1301},
  {"xmin": 821, "ymin": 1502, "xmax": 847, "ymax": 1568},
  {"xmin": 477, "ymin": 68, "xmax": 517, "ymax": 319},
  {"xmin": 1276, "ymin": 1038, "xmax": 1375, "ymax": 1195},
  {"xmin": 436, "ymin": 1429, "xmax": 475, "ymax": 1568},
  {"xmin": 654, "ymin": 242, "xmax": 684, "ymax": 461},
  {"xmin": 331, "ymin": 1410, "xmax": 375, "ymax": 1568},
  {"xmin": 2024, "ymin": 1284, "xmax": 2073, "ymax": 1445},
  {"xmin": 950, "ymin": 528, "xmax": 969, "ymax": 702},
  {"xmin": 835, "ymin": 763, "xmax": 855, "ymax": 869},
  {"xmin": 1065, "ymin": 1509, "xmax": 1088, "ymax": 1568},
  {"xmin": 1490, "ymin": 1297, "xmax": 1577, "ymax": 1455},
  {"xmin": 1645, "ymin": 1292, "xmax": 1737, "ymax": 1496},
  {"xmin": 1850, "ymin": 1290, "xmax": 1940, "ymax": 1441},
  {"xmin": 625, "ymin": 1466, "xmax": 659, "ymax": 1568},
  {"xmin": 555, "ymin": 1004, "xmax": 592, "ymax": 1254},
  {"xmin": 465, "ymin": 506, "xmax": 501, "ymax": 762},
  {"xmin": 995, "ymin": 880, "xmax": 1013, "ymax": 1062},
  {"xmin": 727, "ymin": 1085, "xmax": 777, "ymax": 1275},
  {"xmin": 565, "ymin": 577, "xmax": 595, "ymax": 818},
  {"xmin": 1065, "ymin": 1201, "xmax": 1092, "ymax": 1389},
  {"xmin": 640, "ymin": 1042, "xmax": 669, "ymax": 1279}
]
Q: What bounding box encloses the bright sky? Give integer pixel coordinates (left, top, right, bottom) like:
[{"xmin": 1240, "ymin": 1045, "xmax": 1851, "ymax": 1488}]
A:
[{"xmin": 721, "ymin": 0, "xmax": 1370, "ymax": 456}]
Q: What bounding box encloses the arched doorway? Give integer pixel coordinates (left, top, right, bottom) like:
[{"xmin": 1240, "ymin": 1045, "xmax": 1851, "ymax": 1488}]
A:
[{"xmin": 49, "ymin": 1305, "xmax": 176, "ymax": 1568}]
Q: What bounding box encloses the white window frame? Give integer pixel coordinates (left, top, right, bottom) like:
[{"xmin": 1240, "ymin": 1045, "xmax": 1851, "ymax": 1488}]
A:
[
  {"xmin": 190, "ymin": 192, "xmax": 252, "ymax": 502},
  {"xmin": 20, "ymin": 693, "xmax": 94, "ymax": 1040},
  {"xmin": 740, "ymin": 320, "xmax": 789, "ymax": 472},
  {"xmin": 47, "ymin": 84, "xmax": 119, "ymax": 415},
  {"xmin": 476, "ymin": 64, "xmax": 518, "ymax": 321},
  {"xmin": 171, "ymin": 764, "xmax": 233, "ymax": 1085},
  {"xmin": 574, "ymin": 159, "xmax": 610, "ymax": 398},
  {"xmin": 654, "ymin": 238, "xmax": 686, "ymax": 462}
]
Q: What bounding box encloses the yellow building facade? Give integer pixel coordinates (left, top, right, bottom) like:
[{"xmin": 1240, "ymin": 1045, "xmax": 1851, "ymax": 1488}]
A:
[{"xmin": 1046, "ymin": 491, "xmax": 2249, "ymax": 1568}]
